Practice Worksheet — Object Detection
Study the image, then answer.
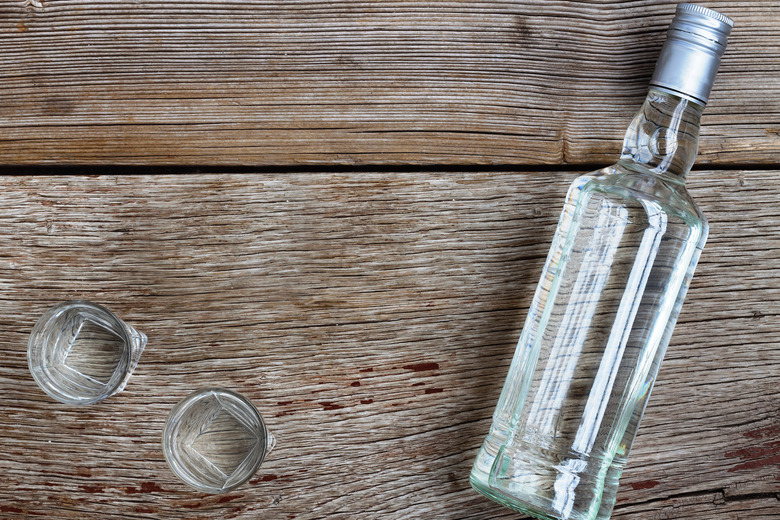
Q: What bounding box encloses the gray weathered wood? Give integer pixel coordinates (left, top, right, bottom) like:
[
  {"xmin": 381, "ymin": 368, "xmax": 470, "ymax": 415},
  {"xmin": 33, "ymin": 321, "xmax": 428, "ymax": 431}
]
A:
[
  {"xmin": 0, "ymin": 173, "xmax": 776, "ymax": 519},
  {"xmin": 0, "ymin": 1, "xmax": 778, "ymax": 166}
]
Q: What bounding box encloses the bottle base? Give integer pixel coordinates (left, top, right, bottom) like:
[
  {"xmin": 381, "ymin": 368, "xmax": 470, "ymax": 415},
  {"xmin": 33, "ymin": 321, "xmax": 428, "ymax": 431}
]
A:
[
  {"xmin": 470, "ymin": 434, "xmax": 610, "ymax": 520},
  {"xmin": 470, "ymin": 474, "xmax": 560, "ymax": 520}
]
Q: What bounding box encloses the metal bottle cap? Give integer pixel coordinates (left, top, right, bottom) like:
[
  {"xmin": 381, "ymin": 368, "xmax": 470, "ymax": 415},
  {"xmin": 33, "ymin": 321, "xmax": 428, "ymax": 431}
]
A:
[{"xmin": 650, "ymin": 3, "xmax": 734, "ymax": 104}]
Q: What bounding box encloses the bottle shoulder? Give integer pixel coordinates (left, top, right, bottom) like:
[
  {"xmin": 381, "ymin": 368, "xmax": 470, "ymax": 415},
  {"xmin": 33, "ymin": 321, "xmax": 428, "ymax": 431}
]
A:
[{"xmin": 568, "ymin": 164, "xmax": 707, "ymax": 230}]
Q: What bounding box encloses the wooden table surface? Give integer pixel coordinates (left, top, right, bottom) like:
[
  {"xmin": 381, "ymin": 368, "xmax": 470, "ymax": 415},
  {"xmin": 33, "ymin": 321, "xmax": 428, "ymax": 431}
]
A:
[{"xmin": 0, "ymin": 2, "xmax": 778, "ymax": 519}]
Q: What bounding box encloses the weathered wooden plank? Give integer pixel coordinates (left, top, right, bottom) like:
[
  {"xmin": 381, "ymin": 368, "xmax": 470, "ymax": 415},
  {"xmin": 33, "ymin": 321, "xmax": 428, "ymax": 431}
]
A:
[
  {"xmin": 0, "ymin": 172, "xmax": 776, "ymax": 519},
  {"xmin": 0, "ymin": 1, "xmax": 777, "ymax": 166}
]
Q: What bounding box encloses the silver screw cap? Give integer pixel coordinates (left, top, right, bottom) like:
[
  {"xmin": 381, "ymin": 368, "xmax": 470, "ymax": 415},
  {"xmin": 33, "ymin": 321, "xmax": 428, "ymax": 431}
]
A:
[{"xmin": 650, "ymin": 3, "xmax": 734, "ymax": 104}]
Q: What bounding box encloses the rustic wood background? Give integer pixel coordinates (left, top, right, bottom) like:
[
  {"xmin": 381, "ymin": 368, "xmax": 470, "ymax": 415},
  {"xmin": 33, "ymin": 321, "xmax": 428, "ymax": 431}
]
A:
[{"xmin": 0, "ymin": 1, "xmax": 778, "ymax": 520}]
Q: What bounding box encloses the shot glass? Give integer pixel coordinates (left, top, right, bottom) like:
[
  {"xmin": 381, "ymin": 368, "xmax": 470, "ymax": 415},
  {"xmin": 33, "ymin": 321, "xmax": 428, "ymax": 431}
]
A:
[
  {"xmin": 162, "ymin": 388, "xmax": 274, "ymax": 494},
  {"xmin": 28, "ymin": 300, "xmax": 147, "ymax": 405}
]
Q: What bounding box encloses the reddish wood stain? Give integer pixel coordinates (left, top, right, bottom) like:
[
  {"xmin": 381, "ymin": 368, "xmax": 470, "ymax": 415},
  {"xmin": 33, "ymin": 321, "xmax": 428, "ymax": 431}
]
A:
[
  {"xmin": 725, "ymin": 444, "xmax": 780, "ymax": 460},
  {"xmin": 726, "ymin": 439, "xmax": 780, "ymax": 472},
  {"xmin": 728, "ymin": 454, "xmax": 780, "ymax": 472},
  {"xmin": 217, "ymin": 494, "xmax": 243, "ymax": 504},
  {"xmin": 412, "ymin": 382, "xmax": 425, "ymax": 387},
  {"xmin": 402, "ymin": 362, "xmax": 439, "ymax": 372},
  {"xmin": 350, "ymin": 381, "xmax": 361, "ymax": 387},
  {"xmin": 140, "ymin": 481, "xmax": 165, "ymax": 493},
  {"xmin": 743, "ymin": 424, "xmax": 780, "ymax": 439},
  {"xmin": 358, "ymin": 368, "xmax": 373, "ymax": 373},
  {"xmin": 134, "ymin": 507, "xmax": 155, "ymax": 514},
  {"xmin": 0, "ymin": 505, "xmax": 24, "ymax": 514},
  {"xmin": 224, "ymin": 506, "xmax": 244, "ymax": 519},
  {"xmin": 320, "ymin": 401, "xmax": 344, "ymax": 411},
  {"xmin": 630, "ymin": 480, "xmax": 660, "ymax": 490},
  {"xmin": 277, "ymin": 401, "xmax": 294, "ymax": 406},
  {"xmin": 360, "ymin": 399, "xmax": 374, "ymax": 405},
  {"xmin": 259, "ymin": 474, "xmax": 279, "ymax": 481},
  {"xmin": 78, "ymin": 484, "xmax": 104, "ymax": 493},
  {"xmin": 424, "ymin": 388, "xmax": 444, "ymax": 394}
]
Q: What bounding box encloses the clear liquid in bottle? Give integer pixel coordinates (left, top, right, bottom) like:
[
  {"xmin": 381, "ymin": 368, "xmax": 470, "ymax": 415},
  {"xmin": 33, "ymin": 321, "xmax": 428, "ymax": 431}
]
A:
[{"xmin": 471, "ymin": 163, "xmax": 706, "ymax": 520}]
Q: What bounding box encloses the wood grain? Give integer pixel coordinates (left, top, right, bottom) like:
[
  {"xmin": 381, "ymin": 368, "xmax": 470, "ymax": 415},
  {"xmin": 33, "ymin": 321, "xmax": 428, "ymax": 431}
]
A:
[
  {"xmin": 0, "ymin": 173, "xmax": 776, "ymax": 519},
  {"xmin": 0, "ymin": 1, "xmax": 778, "ymax": 166}
]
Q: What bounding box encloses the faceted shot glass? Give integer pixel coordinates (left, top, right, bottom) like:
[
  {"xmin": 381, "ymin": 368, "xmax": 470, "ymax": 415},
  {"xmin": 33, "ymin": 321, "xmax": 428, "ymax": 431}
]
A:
[
  {"xmin": 27, "ymin": 301, "xmax": 147, "ymax": 405},
  {"xmin": 162, "ymin": 388, "xmax": 274, "ymax": 494}
]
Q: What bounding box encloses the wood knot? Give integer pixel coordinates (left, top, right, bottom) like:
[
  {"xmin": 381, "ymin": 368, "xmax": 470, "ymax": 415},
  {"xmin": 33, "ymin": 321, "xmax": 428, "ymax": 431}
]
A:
[{"xmin": 23, "ymin": 0, "xmax": 44, "ymax": 12}]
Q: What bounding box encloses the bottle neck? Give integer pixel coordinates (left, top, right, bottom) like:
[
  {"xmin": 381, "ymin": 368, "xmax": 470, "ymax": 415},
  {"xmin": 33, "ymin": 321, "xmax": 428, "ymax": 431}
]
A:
[{"xmin": 619, "ymin": 87, "xmax": 704, "ymax": 183}]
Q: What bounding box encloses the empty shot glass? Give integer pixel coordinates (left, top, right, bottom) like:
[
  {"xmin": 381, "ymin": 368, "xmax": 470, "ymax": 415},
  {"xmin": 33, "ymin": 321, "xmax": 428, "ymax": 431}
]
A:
[
  {"xmin": 28, "ymin": 301, "xmax": 147, "ymax": 405},
  {"xmin": 162, "ymin": 388, "xmax": 274, "ymax": 494}
]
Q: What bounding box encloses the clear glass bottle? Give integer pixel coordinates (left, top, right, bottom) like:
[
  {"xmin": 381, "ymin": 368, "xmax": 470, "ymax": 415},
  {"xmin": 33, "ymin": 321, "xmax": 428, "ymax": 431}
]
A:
[{"xmin": 470, "ymin": 5, "xmax": 733, "ymax": 520}]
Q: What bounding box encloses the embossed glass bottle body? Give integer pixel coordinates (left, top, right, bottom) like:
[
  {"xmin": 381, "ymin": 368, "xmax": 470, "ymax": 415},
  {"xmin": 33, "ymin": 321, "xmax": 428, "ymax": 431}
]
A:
[{"xmin": 470, "ymin": 88, "xmax": 708, "ymax": 520}]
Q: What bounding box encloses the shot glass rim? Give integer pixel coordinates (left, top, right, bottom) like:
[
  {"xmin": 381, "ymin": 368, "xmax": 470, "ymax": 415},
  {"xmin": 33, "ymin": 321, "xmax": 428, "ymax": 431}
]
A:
[
  {"xmin": 162, "ymin": 387, "xmax": 269, "ymax": 494},
  {"xmin": 27, "ymin": 300, "xmax": 136, "ymax": 405}
]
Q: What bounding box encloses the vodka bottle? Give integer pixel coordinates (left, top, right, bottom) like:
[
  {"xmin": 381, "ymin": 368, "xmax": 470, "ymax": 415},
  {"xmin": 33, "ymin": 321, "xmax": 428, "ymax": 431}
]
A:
[{"xmin": 470, "ymin": 5, "xmax": 733, "ymax": 520}]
